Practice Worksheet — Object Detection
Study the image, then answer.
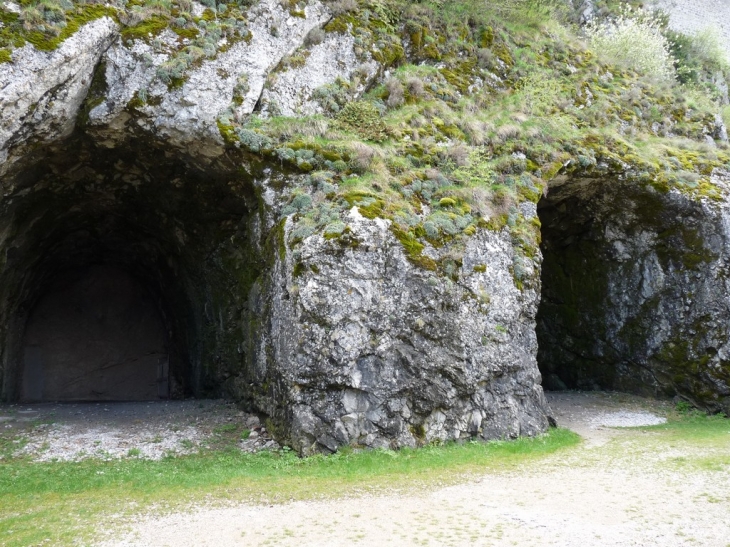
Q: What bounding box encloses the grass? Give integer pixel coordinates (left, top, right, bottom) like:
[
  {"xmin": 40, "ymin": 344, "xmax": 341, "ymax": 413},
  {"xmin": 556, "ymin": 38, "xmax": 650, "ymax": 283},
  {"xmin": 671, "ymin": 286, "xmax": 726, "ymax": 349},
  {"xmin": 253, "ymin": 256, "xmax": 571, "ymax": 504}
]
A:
[
  {"xmin": 575, "ymin": 409, "xmax": 730, "ymax": 473},
  {"xmin": 2, "ymin": 409, "xmax": 727, "ymax": 546},
  {"xmin": 0, "ymin": 428, "xmax": 578, "ymax": 546},
  {"xmin": 4, "ymin": 0, "xmax": 729, "ymax": 280},
  {"xmin": 219, "ymin": 0, "xmax": 730, "ymax": 280},
  {"xmin": 637, "ymin": 411, "xmax": 730, "ymax": 471}
]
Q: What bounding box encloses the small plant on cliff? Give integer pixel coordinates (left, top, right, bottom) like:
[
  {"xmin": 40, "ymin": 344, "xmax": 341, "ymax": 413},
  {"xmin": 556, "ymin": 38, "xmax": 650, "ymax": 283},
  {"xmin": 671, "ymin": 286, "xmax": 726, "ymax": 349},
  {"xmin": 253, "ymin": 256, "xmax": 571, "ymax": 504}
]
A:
[
  {"xmin": 669, "ymin": 27, "xmax": 729, "ymax": 86},
  {"xmin": 586, "ymin": 5, "xmax": 676, "ymax": 82}
]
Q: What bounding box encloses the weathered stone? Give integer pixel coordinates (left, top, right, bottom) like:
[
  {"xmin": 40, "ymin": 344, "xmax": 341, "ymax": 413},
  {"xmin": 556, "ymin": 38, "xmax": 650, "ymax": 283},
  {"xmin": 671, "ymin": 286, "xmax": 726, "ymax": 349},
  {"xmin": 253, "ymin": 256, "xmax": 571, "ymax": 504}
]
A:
[
  {"xmin": 0, "ymin": 16, "xmax": 118, "ymax": 176},
  {"xmin": 87, "ymin": 0, "xmax": 330, "ymax": 157},
  {"xmin": 537, "ymin": 173, "xmax": 730, "ymax": 414},
  {"xmin": 0, "ymin": 8, "xmax": 552, "ymax": 450},
  {"xmin": 10, "ymin": 1, "xmax": 729, "ymax": 455},
  {"xmin": 260, "ymin": 31, "xmax": 380, "ymax": 116},
  {"xmin": 259, "ymin": 207, "xmax": 548, "ymax": 453}
]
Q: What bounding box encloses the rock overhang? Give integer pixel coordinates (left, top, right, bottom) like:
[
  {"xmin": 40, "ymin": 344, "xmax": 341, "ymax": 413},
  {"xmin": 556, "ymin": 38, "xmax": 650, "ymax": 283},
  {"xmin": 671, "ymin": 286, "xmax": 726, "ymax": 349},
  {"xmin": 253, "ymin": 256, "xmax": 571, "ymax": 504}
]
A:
[{"xmin": 536, "ymin": 172, "xmax": 730, "ymax": 414}]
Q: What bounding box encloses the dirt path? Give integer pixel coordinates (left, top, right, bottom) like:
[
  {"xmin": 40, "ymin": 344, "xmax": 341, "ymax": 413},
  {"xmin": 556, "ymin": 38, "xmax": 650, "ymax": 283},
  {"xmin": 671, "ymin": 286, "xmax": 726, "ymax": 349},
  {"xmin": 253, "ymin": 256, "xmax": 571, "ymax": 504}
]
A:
[{"xmin": 102, "ymin": 392, "xmax": 730, "ymax": 547}]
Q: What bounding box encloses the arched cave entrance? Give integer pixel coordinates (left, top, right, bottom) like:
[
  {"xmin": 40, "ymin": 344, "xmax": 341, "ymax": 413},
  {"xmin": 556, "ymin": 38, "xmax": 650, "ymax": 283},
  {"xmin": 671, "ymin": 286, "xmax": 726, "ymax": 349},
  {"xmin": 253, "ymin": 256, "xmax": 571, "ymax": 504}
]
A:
[
  {"xmin": 535, "ymin": 175, "xmax": 728, "ymax": 407},
  {"xmin": 0, "ymin": 130, "xmax": 265, "ymax": 403},
  {"xmin": 536, "ymin": 179, "xmax": 617, "ymax": 393}
]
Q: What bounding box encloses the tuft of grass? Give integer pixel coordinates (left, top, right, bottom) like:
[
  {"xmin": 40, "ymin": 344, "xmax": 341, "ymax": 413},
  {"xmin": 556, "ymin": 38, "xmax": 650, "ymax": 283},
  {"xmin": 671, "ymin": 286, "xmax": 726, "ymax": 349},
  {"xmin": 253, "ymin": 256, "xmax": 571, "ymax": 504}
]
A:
[
  {"xmin": 0, "ymin": 429, "xmax": 578, "ymax": 546},
  {"xmin": 24, "ymin": 5, "xmax": 117, "ymax": 52},
  {"xmin": 120, "ymin": 14, "xmax": 169, "ymax": 43}
]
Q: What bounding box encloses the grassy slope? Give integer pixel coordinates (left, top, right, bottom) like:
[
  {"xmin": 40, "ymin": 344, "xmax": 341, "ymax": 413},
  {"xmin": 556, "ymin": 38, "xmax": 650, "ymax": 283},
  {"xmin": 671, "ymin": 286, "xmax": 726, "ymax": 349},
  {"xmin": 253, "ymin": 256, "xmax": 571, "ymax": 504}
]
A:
[
  {"xmin": 223, "ymin": 0, "xmax": 730, "ymax": 274},
  {"xmin": 2, "ymin": 0, "xmax": 729, "ymax": 274}
]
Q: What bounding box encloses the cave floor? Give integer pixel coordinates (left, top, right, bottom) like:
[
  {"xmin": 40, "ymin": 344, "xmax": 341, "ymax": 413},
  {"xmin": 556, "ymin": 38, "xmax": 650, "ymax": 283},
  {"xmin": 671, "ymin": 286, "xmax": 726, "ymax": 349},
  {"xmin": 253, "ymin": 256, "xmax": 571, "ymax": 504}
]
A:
[
  {"xmin": 96, "ymin": 392, "xmax": 729, "ymax": 547},
  {"xmin": 0, "ymin": 400, "xmax": 278, "ymax": 461}
]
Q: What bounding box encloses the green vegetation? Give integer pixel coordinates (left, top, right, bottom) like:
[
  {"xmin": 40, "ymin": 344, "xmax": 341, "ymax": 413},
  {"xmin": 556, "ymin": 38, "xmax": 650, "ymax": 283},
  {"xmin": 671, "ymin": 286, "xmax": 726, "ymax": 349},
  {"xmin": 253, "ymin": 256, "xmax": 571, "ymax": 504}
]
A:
[
  {"xmin": 0, "ymin": 428, "xmax": 578, "ymax": 546},
  {"xmin": 1, "ymin": 1, "xmax": 116, "ymax": 52},
  {"xmin": 2, "ymin": 0, "xmax": 729, "ymax": 285},
  {"xmin": 1, "ymin": 0, "xmax": 253, "ymax": 86},
  {"xmin": 2, "ymin": 407, "xmax": 727, "ymax": 545},
  {"xmin": 586, "ymin": 5, "xmax": 675, "ymax": 82},
  {"xmin": 609, "ymin": 410, "xmax": 730, "ymax": 472},
  {"xmin": 214, "ymin": 0, "xmax": 730, "ymax": 283}
]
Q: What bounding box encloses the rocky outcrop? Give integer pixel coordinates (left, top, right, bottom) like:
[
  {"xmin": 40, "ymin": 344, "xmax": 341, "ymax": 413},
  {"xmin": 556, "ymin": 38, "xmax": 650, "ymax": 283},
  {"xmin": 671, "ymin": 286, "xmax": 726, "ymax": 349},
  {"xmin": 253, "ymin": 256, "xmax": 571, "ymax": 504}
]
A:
[
  {"xmin": 261, "ymin": 207, "xmax": 547, "ymax": 453},
  {"xmin": 4, "ymin": 0, "xmax": 730, "ymax": 455},
  {"xmin": 538, "ymin": 173, "xmax": 730, "ymax": 414},
  {"xmin": 259, "ymin": 31, "xmax": 379, "ymax": 116},
  {"xmin": 0, "ymin": 3, "xmax": 552, "ymax": 452},
  {"xmin": 0, "ymin": 16, "xmax": 117, "ymax": 175},
  {"xmin": 87, "ymin": 0, "xmax": 330, "ymax": 154}
]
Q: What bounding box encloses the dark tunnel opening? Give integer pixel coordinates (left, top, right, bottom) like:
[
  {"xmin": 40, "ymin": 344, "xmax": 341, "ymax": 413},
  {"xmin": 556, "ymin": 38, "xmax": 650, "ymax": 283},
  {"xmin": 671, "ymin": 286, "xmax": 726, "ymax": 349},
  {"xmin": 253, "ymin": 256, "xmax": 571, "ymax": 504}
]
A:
[
  {"xmin": 534, "ymin": 177, "xmax": 663, "ymax": 394},
  {"xmin": 536, "ymin": 184, "xmax": 608, "ymax": 392},
  {"xmin": 0, "ymin": 130, "xmax": 263, "ymax": 402},
  {"xmin": 534, "ymin": 175, "xmax": 726, "ymax": 405},
  {"xmin": 21, "ymin": 265, "xmax": 170, "ymax": 402}
]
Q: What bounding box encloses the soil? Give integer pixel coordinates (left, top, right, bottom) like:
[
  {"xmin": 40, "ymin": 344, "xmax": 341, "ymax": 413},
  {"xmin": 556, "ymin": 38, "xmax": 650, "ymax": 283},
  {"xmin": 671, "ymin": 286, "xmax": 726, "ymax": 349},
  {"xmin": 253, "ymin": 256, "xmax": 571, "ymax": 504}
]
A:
[{"xmin": 4, "ymin": 392, "xmax": 730, "ymax": 546}]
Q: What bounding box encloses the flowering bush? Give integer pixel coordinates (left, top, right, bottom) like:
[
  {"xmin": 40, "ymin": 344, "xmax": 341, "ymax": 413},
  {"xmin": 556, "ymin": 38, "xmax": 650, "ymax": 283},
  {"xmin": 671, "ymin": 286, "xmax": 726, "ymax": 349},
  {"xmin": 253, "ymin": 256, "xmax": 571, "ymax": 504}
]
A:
[{"xmin": 586, "ymin": 5, "xmax": 676, "ymax": 82}]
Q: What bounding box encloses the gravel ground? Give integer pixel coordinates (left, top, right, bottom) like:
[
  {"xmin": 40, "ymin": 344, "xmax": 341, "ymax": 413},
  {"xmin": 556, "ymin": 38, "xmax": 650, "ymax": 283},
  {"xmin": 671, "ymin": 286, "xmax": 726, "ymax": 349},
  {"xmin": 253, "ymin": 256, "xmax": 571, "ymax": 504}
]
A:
[
  {"xmin": 101, "ymin": 391, "xmax": 730, "ymax": 547},
  {"xmin": 0, "ymin": 400, "xmax": 278, "ymax": 461},
  {"xmin": 4, "ymin": 392, "xmax": 728, "ymax": 546}
]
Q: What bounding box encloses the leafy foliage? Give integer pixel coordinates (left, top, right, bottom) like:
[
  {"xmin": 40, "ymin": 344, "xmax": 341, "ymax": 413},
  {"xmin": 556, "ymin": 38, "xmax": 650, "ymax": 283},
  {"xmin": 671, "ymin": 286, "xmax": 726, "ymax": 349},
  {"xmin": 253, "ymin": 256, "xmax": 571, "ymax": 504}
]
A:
[{"xmin": 586, "ymin": 5, "xmax": 675, "ymax": 82}]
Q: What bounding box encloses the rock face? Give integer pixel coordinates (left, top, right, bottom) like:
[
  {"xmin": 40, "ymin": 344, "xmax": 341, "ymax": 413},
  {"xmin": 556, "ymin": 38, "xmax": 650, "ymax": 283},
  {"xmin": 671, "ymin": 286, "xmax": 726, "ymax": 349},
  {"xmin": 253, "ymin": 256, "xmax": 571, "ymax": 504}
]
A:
[
  {"xmin": 3, "ymin": 0, "xmax": 730, "ymax": 454},
  {"xmin": 263, "ymin": 208, "xmax": 547, "ymax": 453},
  {"xmin": 86, "ymin": 0, "xmax": 330, "ymax": 154},
  {"xmin": 0, "ymin": 16, "xmax": 118, "ymax": 174},
  {"xmin": 0, "ymin": 4, "xmax": 551, "ymax": 452},
  {"xmin": 538, "ymin": 174, "xmax": 730, "ymax": 414}
]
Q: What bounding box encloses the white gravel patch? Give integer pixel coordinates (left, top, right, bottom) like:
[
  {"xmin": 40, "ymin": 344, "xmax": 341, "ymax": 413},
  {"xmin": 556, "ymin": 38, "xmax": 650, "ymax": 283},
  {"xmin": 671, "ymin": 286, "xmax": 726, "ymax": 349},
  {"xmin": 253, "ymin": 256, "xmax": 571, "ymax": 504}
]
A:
[
  {"xmin": 590, "ymin": 410, "xmax": 666, "ymax": 428},
  {"xmin": 1, "ymin": 400, "xmax": 274, "ymax": 462},
  {"xmin": 18, "ymin": 423, "xmax": 204, "ymax": 462}
]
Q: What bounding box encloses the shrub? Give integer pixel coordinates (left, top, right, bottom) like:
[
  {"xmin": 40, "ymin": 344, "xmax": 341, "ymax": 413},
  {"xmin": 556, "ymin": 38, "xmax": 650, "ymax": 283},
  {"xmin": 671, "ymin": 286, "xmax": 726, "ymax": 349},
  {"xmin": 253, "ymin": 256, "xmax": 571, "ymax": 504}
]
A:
[
  {"xmin": 304, "ymin": 27, "xmax": 325, "ymax": 46},
  {"xmin": 496, "ymin": 124, "xmax": 521, "ymax": 142},
  {"xmin": 405, "ymin": 77, "xmax": 426, "ymax": 99},
  {"xmin": 336, "ymin": 101, "xmax": 388, "ymax": 141},
  {"xmin": 313, "ymin": 78, "xmax": 352, "ymax": 114},
  {"xmin": 670, "ymin": 27, "xmax": 729, "ymax": 85},
  {"xmin": 586, "ymin": 6, "xmax": 675, "ymax": 82},
  {"xmin": 349, "ymin": 142, "xmax": 376, "ymax": 173},
  {"xmin": 385, "ymin": 78, "xmax": 405, "ymax": 108},
  {"xmin": 236, "ymin": 128, "xmax": 271, "ymax": 152},
  {"xmin": 327, "ymin": 0, "xmax": 357, "ymax": 16},
  {"xmin": 281, "ymin": 192, "xmax": 313, "ymax": 216},
  {"xmin": 323, "ymin": 221, "xmax": 346, "ymax": 237}
]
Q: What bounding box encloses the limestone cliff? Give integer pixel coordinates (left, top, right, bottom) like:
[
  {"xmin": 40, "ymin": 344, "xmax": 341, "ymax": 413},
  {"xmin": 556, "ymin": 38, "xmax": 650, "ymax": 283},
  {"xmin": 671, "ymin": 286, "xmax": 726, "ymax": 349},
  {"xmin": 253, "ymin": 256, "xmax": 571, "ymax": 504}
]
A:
[{"xmin": 1, "ymin": 0, "xmax": 729, "ymax": 453}]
